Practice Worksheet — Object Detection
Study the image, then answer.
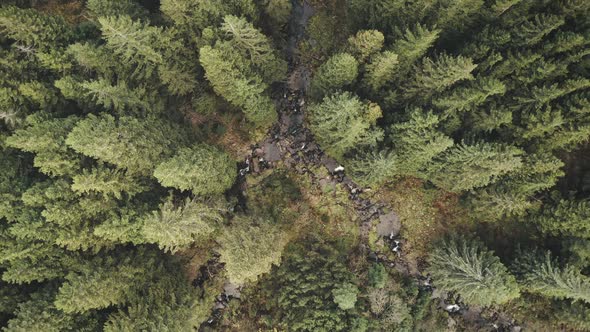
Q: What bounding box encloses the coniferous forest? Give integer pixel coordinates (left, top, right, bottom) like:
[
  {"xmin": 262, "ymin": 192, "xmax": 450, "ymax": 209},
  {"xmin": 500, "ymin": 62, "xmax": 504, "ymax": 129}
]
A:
[{"xmin": 1, "ymin": 0, "xmax": 590, "ymax": 330}]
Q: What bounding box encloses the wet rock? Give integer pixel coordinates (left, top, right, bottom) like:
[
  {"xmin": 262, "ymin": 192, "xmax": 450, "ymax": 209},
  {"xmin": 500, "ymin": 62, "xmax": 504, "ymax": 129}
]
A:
[{"xmin": 376, "ymin": 212, "xmax": 401, "ymax": 237}]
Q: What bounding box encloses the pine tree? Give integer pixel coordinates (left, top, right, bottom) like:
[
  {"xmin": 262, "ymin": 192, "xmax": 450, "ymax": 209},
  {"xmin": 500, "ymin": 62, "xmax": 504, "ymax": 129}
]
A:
[
  {"xmin": 264, "ymin": 0, "xmax": 292, "ymax": 28},
  {"xmin": 0, "ymin": 6, "xmax": 73, "ymax": 49},
  {"xmin": 403, "ymin": 54, "xmax": 477, "ymax": 102},
  {"xmin": 433, "ymin": 77, "xmax": 506, "ymax": 116},
  {"xmin": 467, "ymin": 187, "xmax": 534, "ymax": 221},
  {"xmin": 533, "ymin": 198, "xmax": 590, "ymax": 239},
  {"xmin": 5, "ymin": 287, "xmax": 100, "ymax": 332},
  {"xmin": 516, "ymin": 78, "xmax": 590, "ymax": 109},
  {"xmin": 349, "ymin": 150, "xmax": 398, "ymax": 187},
  {"xmin": 347, "ymin": 30, "xmax": 384, "ymax": 62},
  {"xmin": 512, "ymin": 14, "xmax": 565, "ymax": 47},
  {"xmin": 218, "ymin": 215, "xmax": 289, "ymax": 284},
  {"xmin": 427, "ymin": 236, "xmax": 520, "ymax": 306},
  {"xmin": 153, "ymin": 145, "xmax": 236, "ymax": 195},
  {"xmin": 80, "ymin": 79, "xmax": 151, "ymax": 113},
  {"xmin": 54, "ymin": 252, "xmax": 155, "ymax": 313},
  {"xmin": 364, "ymin": 51, "xmax": 399, "ymax": 92},
  {"xmin": 221, "ymin": 15, "xmax": 287, "ymax": 83},
  {"xmin": 470, "ymin": 105, "xmax": 513, "ymax": 133},
  {"xmin": 391, "ymin": 24, "xmax": 440, "ymax": 79},
  {"xmin": 98, "ymin": 15, "xmax": 168, "ymax": 78},
  {"xmin": 71, "ymin": 166, "xmax": 147, "ymax": 199},
  {"xmin": 427, "ymin": 141, "xmax": 523, "ymax": 192},
  {"xmin": 332, "ymin": 283, "xmax": 359, "ymax": 310},
  {"xmin": 66, "ymin": 114, "xmax": 187, "ymax": 175},
  {"xmin": 272, "ymin": 242, "xmax": 356, "ymax": 331},
  {"xmin": 6, "ymin": 114, "xmax": 81, "ymax": 176},
  {"xmin": 310, "ymin": 53, "xmax": 359, "ymax": 99},
  {"xmin": 199, "ymin": 44, "xmax": 277, "ymax": 128},
  {"xmin": 512, "ymin": 250, "xmax": 590, "ymax": 303},
  {"xmin": 104, "ymin": 267, "xmax": 213, "ymax": 332},
  {"xmin": 86, "ymin": 0, "xmax": 148, "ymax": 20},
  {"xmin": 160, "ymin": 0, "xmax": 256, "ymax": 32},
  {"xmin": 307, "ymin": 92, "xmax": 383, "ymax": 160},
  {"xmin": 434, "ymin": 0, "xmax": 484, "ymax": 33},
  {"xmin": 142, "ymin": 197, "xmax": 224, "ymax": 253},
  {"xmin": 389, "ymin": 110, "xmax": 454, "ymax": 177}
]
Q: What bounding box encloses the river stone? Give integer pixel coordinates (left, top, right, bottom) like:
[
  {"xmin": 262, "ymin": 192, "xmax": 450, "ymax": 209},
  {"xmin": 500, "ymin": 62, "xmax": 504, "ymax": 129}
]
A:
[
  {"xmin": 223, "ymin": 282, "xmax": 241, "ymax": 298},
  {"xmin": 263, "ymin": 142, "xmax": 282, "ymax": 162},
  {"xmin": 376, "ymin": 212, "xmax": 401, "ymax": 237}
]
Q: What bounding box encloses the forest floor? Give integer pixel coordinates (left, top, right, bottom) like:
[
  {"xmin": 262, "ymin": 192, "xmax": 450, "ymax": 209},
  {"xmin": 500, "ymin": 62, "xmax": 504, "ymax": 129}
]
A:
[{"xmin": 205, "ymin": 1, "xmax": 520, "ymax": 330}]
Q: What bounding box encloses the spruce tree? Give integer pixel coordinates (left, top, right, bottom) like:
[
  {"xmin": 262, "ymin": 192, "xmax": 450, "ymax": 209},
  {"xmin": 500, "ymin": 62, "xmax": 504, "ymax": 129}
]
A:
[
  {"xmin": 427, "ymin": 141, "xmax": 523, "ymax": 192},
  {"xmin": 71, "ymin": 166, "xmax": 147, "ymax": 199},
  {"xmin": 433, "ymin": 77, "xmax": 506, "ymax": 116},
  {"xmin": 221, "ymin": 15, "xmax": 287, "ymax": 83},
  {"xmin": 6, "ymin": 114, "xmax": 81, "ymax": 176},
  {"xmin": 533, "ymin": 198, "xmax": 590, "ymax": 239},
  {"xmin": 153, "ymin": 145, "xmax": 236, "ymax": 195},
  {"xmin": 86, "ymin": 0, "xmax": 148, "ymax": 20},
  {"xmin": 364, "ymin": 51, "xmax": 399, "ymax": 92},
  {"xmin": 347, "ymin": 30, "xmax": 385, "ymax": 62},
  {"xmin": 0, "ymin": 6, "xmax": 73, "ymax": 49},
  {"xmin": 310, "ymin": 53, "xmax": 359, "ymax": 99},
  {"xmin": 54, "ymin": 252, "xmax": 155, "ymax": 313},
  {"xmin": 199, "ymin": 44, "xmax": 277, "ymax": 128},
  {"xmin": 142, "ymin": 197, "xmax": 224, "ymax": 253},
  {"xmin": 218, "ymin": 215, "xmax": 289, "ymax": 284},
  {"xmin": 403, "ymin": 54, "xmax": 477, "ymax": 102},
  {"xmin": 391, "ymin": 24, "xmax": 440, "ymax": 80},
  {"xmin": 66, "ymin": 114, "xmax": 187, "ymax": 175},
  {"xmin": 512, "ymin": 250, "xmax": 590, "ymax": 303},
  {"xmin": 307, "ymin": 92, "xmax": 383, "ymax": 160},
  {"xmin": 427, "ymin": 236, "xmax": 520, "ymax": 306}
]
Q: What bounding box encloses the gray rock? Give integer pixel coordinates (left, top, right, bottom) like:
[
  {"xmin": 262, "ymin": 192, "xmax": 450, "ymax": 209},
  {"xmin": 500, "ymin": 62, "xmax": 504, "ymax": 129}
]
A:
[
  {"xmin": 376, "ymin": 212, "xmax": 401, "ymax": 237},
  {"xmin": 223, "ymin": 282, "xmax": 241, "ymax": 298},
  {"xmin": 263, "ymin": 142, "xmax": 282, "ymax": 162}
]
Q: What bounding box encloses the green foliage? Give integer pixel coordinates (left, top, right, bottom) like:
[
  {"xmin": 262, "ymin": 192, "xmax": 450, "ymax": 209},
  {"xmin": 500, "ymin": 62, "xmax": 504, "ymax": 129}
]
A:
[
  {"xmin": 66, "ymin": 114, "xmax": 186, "ymax": 175},
  {"xmin": 218, "ymin": 215, "xmax": 289, "ymax": 284},
  {"xmin": 427, "ymin": 236, "xmax": 520, "ymax": 306},
  {"xmin": 403, "ymin": 54, "xmax": 477, "ymax": 102},
  {"xmin": 0, "ymin": 6, "xmax": 73, "ymax": 49},
  {"xmin": 347, "ymin": 30, "xmax": 384, "ymax": 62},
  {"xmin": 86, "ymin": 0, "xmax": 148, "ymax": 20},
  {"xmin": 71, "ymin": 166, "xmax": 147, "ymax": 199},
  {"xmin": 153, "ymin": 145, "xmax": 236, "ymax": 195},
  {"xmin": 160, "ymin": 0, "xmax": 256, "ymax": 31},
  {"xmin": 142, "ymin": 197, "xmax": 224, "ymax": 253},
  {"xmin": 98, "ymin": 15, "xmax": 165, "ymax": 71},
  {"xmin": 221, "ymin": 15, "xmax": 287, "ymax": 82},
  {"xmin": 199, "ymin": 44, "xmax": 277, "ymax": 128},
  {"xmin": 512, "ymin": 250, "xmax": 590, "ymax": 303},
  {"xmin": 310, "ymin": 53, "xmax": 359, "ymax": 99},
  {"xmin": 54, "ymin": 262, "xmax": 147, "ymax": 313},
  {"xmin": 364, "ymin": 51, "xmax": 399, "ymax": 92},
  {"xmin": 392, "ymin": 23, "xmax": 440, "ymax": 73},
  {"xmin": 332, "ymin": 283, "xmax": 359, "ymax": 310},
  {"xmin": 270, "ymin": 242, "xmax": 358, "ymax": 331},
  {"xmin": 433, "ymin": 77, "xmax": 506, "ymax": 116},
  {"xmin": 368, "ymin": 263, "xmax": 388, "ymax": 289},
  {"xmin": 104, "ymin": 264, "xmax": 214, "ymax": 331},
  {"xmin": 307, "ymin": 92, "xmax": 383, "ymax": 160},
  {"xmin": 427, "ymin": 141, "xmax": 523, "ymax": 192},
  {"xmin": 534, "ymin": 198, "xmax": 590, "ymax": 239},
  {"xmin": 6, "ymin": 114, "xmax": 81, "ymax": 176}
]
